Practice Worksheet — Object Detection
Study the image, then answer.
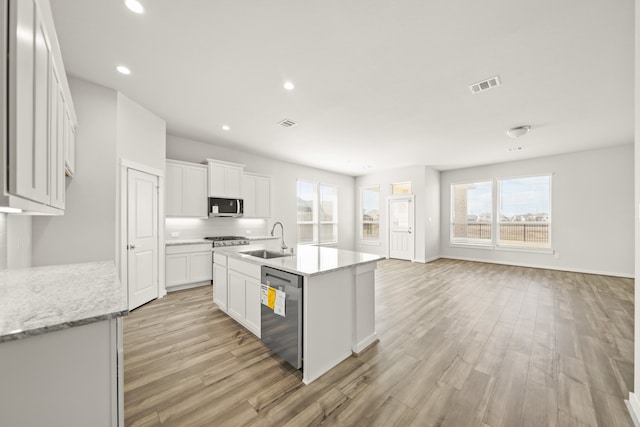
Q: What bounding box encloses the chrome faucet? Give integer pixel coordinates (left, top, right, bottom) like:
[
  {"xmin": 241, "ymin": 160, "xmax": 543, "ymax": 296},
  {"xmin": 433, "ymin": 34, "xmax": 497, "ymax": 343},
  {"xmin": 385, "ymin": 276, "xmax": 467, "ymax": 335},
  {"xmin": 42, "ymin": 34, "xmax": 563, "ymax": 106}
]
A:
[{"xmin": 270, "ymin": 222, "xmax": 288, "ymax": 252}]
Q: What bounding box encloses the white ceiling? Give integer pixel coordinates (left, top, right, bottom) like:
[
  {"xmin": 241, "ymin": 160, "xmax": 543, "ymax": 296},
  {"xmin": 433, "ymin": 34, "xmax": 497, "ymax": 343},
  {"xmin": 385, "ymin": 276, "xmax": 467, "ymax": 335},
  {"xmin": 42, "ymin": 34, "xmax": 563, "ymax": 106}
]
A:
[{"xmin": 49, "ymin": 0, "xmax": 634, "ymax": 176}]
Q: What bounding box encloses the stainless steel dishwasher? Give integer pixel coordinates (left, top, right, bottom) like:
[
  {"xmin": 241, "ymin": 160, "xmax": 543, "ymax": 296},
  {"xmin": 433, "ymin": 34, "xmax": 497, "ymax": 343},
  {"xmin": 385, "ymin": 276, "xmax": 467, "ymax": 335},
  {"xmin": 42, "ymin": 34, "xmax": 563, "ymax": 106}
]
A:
[{"xmin": 260, "ymin": 266, "xmax": 303, "ymax": 369}]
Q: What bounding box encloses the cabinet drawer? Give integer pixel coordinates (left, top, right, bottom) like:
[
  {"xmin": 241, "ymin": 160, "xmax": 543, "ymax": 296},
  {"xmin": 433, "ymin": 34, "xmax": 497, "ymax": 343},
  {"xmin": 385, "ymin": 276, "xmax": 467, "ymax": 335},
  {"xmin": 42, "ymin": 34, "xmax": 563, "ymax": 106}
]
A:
[
  {"xmin": 228, "ymin": 257, "xmax": 261, "ymax": 279},
  {"xmin": 166, "ymin": 243, "xmax": 211, "ymax": 255}
]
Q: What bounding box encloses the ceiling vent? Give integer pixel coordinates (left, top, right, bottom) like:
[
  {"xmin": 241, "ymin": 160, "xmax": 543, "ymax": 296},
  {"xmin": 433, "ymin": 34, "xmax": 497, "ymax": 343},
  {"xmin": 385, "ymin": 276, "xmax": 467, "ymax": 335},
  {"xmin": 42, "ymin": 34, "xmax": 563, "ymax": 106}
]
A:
[
  {"xmin": 469, "ymin": 76, "xmax": 501, "ymax": 94},
  {"xmin": 277, "ymin": 118, "xmax": 298, "ymax": 128}
]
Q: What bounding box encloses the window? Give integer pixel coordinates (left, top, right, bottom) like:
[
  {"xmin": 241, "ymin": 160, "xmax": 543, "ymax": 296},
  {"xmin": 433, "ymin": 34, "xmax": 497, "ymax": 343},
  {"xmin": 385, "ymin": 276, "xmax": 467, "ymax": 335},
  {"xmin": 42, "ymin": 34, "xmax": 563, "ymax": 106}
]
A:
[
  {"xmin": 297, "ymin": 181, "xmax": 316, "ymax": 244},
  {"xmin": 296, "ymin": 180, "xmax": 338, "ymax": 245},
  {"xmin": 319, "ymin": 184, "xmax": 338, "ymax": 244},
  {"xmin": 450, "ymin": 181, "xmax": 493, "ymax": 244},
  {"xmin": 450, "ymin": 174, "xmax": 552, "ymax": 250},
  {"xmin": 392, "ymin": 182, "xmax": 412, "ymax": 195},
  {"xmin": 498, "ymin": 175, "xmax": 551, "ymax": 249},
  {"xmin": 361, "ymin": 186, "xmax": 380, "ymax": 242}
]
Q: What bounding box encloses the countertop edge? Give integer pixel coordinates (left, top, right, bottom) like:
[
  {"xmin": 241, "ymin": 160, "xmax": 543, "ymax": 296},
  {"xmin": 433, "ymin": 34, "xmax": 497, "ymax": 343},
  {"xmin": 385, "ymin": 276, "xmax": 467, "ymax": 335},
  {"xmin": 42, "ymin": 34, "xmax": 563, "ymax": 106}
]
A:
[
  {"xmin": 216, "ymin": 246, "xmax": 384, "ymax": 276},
  {"xmin": 0, "ymin": 309, "xmax": 129, "ymax": 343}
]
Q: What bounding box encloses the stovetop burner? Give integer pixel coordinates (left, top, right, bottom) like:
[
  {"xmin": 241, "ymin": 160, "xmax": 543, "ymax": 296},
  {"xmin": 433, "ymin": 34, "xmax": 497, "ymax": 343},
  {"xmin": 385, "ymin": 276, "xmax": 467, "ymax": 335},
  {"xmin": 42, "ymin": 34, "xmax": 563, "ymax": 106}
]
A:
[
  {"xmin": 204, "ymin": 236, "xmax": 250, "ymax": 247},
  {"xmin": 204, "ymin": 236, "xmax": 246, "ymax": 241}
]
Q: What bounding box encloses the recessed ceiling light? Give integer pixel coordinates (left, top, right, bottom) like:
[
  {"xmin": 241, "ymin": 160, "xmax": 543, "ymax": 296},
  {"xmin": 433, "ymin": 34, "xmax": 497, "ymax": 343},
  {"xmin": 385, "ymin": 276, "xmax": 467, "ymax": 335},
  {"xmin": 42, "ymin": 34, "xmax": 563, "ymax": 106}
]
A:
[
  {"xmin": 124, "ymin": 0, "xmax": 144, "ymax": 14},
  {"xmin": 222, "ymin": 125, "xmax": 230, "ymax": 131},
  {"xmin": 116, "ymin": 65, "xmax": 131, "ymax": 75},
  {"xmin": 283, "ymin": 81, "xmax": 295, "ymax": 91}
]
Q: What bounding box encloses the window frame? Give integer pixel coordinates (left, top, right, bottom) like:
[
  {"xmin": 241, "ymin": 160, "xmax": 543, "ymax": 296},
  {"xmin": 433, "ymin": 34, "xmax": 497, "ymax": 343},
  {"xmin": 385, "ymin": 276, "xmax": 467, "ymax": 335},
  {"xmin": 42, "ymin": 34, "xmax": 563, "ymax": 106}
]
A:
[
  {"xmin": 296, "ymin": 179, "xmax": 338, "ymax": 246},
  {"xmin": 449, "ymin": 174, "xmax": 553, "ymax": 253},
  {"xmin": 496, "ymin": 173, "xmax": 553, "ymax": 251},
  {"xmin": 449, "ymin": 179, "xmax": 494, "ymax": 247},
  {"xmin": 318, "ymin": 183, "xmax": 338, "ymax": 245},
  {"xmin": 360, "ymin": 185, "xmax": 381, "ymax": 245}
]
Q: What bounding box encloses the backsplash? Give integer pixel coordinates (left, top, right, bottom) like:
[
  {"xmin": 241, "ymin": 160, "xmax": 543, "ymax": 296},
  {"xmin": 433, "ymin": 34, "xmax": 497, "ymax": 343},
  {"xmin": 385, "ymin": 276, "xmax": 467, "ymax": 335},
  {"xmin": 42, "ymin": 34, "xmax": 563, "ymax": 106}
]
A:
[{"xmin": 165, "ymin": 217, "xmax": 268, "ymax": 240}]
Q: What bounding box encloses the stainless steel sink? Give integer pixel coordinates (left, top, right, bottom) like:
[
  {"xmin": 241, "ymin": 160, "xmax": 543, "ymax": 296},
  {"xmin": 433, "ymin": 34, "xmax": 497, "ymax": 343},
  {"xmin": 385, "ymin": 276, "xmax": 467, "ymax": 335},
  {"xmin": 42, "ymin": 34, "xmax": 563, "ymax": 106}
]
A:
[{"xmin": 240, "ymin": 249, "xmax": 290, "ymax": 259}]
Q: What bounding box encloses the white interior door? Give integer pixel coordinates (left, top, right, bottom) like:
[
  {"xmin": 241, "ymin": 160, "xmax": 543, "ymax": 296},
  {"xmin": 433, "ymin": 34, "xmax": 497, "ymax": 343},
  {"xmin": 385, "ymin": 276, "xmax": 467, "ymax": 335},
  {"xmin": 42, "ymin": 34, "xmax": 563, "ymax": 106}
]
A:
[
  {"xmin": 127, "ymin": 169, "xmax": 159, "ymax": 310},
  {"xmin": 388, "ymin": 195, "xmax": 415, "ymax": 261}
]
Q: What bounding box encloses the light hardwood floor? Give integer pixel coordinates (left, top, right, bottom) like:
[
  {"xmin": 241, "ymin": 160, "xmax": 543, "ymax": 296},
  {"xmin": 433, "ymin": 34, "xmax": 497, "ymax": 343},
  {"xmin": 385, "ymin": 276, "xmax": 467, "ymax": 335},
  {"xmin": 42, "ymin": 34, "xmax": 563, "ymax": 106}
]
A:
[{"xmin": 124, "ymin": 259, "xmax": 634, "ymax": 426}]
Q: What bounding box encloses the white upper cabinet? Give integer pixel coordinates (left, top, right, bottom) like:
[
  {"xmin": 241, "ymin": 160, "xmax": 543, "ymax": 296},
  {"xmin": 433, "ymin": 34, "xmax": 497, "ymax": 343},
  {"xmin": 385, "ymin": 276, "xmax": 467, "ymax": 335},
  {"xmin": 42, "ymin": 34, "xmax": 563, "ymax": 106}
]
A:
[
  {"xmin": 204, "ymin": 158, "xmax": 244, "ymax": 199},
  {"xmin": 242, "ymin": 173, "xmax": 271, "ymax": 218},
  {"xmin": 2, "ymin": 0, "xmax": 77, "ymax": 214},
  {"xmin": 166, "ymin": 160, "xmax": 207, "ymax": 217}
]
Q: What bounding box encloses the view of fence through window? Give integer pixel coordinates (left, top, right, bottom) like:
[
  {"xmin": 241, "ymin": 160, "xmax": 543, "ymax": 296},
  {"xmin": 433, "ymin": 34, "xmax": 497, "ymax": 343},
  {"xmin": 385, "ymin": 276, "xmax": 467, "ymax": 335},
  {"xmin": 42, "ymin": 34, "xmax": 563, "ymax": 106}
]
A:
[
  {"xmin": 361, "ymin": 186, "xmax": 380, "ymax": 241},
  {"xmin": 297, "ymin": 181, "xmax": 316, "ymax": 244},
  {"xmin": 451, "ymin": 175, "xmax": 551, "ymax": 249},
  {"xmin": 498, "ymin": 175, "xmax": 551, "ymax": 248}
]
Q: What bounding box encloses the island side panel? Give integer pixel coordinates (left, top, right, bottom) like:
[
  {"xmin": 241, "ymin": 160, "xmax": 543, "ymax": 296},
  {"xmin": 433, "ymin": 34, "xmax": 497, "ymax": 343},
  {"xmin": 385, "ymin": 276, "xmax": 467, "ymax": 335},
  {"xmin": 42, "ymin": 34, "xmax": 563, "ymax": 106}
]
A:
[
  {"xmin": 302, "ymin": 268, "xmax": 353, "ymax": 384},
  {"xmin": 352, "ymin": 261, "xmax": 378, "ymax": 354},
  {"xmin": 0, "ymin": 319, "xmax": 118, "ymax": 427}
]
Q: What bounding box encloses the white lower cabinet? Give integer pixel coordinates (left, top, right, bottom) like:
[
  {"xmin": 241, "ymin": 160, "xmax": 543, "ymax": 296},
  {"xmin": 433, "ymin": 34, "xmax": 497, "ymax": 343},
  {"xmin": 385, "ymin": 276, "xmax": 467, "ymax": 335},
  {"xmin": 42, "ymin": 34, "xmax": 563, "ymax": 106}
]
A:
[
  {"xmin": 165, "ymin": 244, "xmax": 212, "ymax": 291},
  {"xmin": 228, "ymin": 270, "xmax": 246, "ymax": 321},
  {"xmin": 213, "ymin": 256, "xmax": 228, "ymax": 311},
  {"xmin": 220, "ymin": 257, "xmax": 262, "ymax": 337}
]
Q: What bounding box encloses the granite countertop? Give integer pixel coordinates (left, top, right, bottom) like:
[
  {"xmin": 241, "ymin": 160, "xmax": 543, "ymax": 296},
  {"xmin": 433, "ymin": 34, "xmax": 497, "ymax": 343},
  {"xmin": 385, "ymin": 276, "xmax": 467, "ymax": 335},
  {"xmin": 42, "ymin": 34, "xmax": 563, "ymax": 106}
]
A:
[
  {"xmin": 214, "ymin": 245, "xmax": 384, "ymax": 276},
  {"xmin": 165, "ymin": 239, "xmax": 211, "ymax": 246},
  {"xmin": 245, "ymin": 235, "xmax": 279, "ymax": 241},
  {"xmin": 0, "ymin": 261, "xmax": 128, "ymax": 343}
]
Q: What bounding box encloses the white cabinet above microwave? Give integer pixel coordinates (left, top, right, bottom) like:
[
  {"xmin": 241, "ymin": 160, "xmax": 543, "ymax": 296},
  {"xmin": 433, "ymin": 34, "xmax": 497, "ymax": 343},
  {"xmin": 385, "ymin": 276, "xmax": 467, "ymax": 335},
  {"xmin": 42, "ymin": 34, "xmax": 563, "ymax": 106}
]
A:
[{"xmin": 203, "ymin": 158, "xmax": 244, "ymax": 199}]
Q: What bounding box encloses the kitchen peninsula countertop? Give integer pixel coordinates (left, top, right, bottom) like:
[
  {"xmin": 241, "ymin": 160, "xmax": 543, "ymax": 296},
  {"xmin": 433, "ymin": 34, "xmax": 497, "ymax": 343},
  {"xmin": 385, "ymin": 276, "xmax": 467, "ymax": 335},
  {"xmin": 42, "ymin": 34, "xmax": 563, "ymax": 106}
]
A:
[
  {"xmin": 0, "ymin": 261, "xmax": 128, "ymax": 343},
  {"xmin": 214, "ymin": 244, "xmax": 384, "ymax": 276}
]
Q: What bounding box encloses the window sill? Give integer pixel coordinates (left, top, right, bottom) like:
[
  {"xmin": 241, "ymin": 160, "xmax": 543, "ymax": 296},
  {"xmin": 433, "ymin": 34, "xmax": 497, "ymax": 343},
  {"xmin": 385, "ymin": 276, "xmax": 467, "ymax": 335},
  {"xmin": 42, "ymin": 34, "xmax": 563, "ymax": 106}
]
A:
[
  {"xmin": 360, "ymin": 241, "xmax": 381, "ymax": 246},
  {"xmin": 495, "ymin": 246, "xmax": 554, "ymax": 255},
  {"xmin": 449, "ymin": 242, "xmax": 554, "ymax": 255},
  {"xmin": 449, "ymin": 242, "xmax": 494, "ymax": 250}
]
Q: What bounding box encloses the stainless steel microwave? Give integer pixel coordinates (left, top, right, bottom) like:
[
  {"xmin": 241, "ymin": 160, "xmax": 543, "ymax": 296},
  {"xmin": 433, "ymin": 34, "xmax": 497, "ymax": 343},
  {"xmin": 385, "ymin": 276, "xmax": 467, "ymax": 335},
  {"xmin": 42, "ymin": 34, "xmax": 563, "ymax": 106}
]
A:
[{"xmin": 208, "ymin": 198, "xmax": 243, "ymax": 217}]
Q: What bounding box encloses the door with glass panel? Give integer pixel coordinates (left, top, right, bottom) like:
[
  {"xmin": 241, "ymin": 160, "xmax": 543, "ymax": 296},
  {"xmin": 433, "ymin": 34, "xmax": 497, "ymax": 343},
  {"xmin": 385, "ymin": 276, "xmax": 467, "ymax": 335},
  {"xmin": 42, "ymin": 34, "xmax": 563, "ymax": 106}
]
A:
[{"xmin": 388, "ymin": 195, "xmax": 415, "ymax": 260}]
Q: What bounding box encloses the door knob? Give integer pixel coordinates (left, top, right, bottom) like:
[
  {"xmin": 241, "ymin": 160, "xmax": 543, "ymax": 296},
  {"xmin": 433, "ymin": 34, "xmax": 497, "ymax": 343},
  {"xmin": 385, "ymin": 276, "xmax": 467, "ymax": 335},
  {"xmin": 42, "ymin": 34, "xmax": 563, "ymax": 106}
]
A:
[{"xmin": 127, "ymin": 244, "xmax": 136, "ymax": 250}]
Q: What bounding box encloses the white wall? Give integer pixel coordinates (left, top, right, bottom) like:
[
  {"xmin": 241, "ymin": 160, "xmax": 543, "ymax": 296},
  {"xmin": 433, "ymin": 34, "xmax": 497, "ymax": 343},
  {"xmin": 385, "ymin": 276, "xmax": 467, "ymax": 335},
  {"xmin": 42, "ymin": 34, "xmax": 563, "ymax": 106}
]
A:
[
  {"xmin": 355, "ymin": 165, "xmax": 439, "ymax": 262},
  {"xmin": 32, "ymin": 77, "xmax": 118, "ymax": 266},
  {"xmin": 166, "ymin": 135, "xmax": 356, "ymax": 250},
  {"xmin": 116, "ymin": 93, "xmax": 166, "ymax": 172},
  {"xmin": 7, "ymin": 215, "xmax": 31, "ymax": 268},
  {"xmin": 425, "ymin": 167, "xmax": 441, "ymax": 261},
  {"xmin": 440, "ymin": 145, "xmax": 634, "ymax": 277}
]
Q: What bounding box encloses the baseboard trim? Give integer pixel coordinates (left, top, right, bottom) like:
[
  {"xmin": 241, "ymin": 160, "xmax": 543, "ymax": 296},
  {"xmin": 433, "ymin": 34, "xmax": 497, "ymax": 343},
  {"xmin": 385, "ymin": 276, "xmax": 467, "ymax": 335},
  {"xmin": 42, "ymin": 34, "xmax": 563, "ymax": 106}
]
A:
[
  {"xmin": 352, "ymin": 333, "xmax": 379, "ymax": 356},
  {"xmin": 439, "ymin": 255, "xmax": 634, "ymax": 278},
  {"xmin": 627, "ymin": 393, "xmax": 640, "ymax": 427}
]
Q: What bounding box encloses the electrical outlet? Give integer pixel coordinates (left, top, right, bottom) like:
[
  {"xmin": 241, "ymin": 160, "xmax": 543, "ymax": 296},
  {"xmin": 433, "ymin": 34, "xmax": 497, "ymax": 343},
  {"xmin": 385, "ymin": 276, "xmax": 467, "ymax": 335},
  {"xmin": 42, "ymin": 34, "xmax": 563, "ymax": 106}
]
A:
[{"xmin": 171, "ymin": 232, "xmax": 179, "ymax": 238}]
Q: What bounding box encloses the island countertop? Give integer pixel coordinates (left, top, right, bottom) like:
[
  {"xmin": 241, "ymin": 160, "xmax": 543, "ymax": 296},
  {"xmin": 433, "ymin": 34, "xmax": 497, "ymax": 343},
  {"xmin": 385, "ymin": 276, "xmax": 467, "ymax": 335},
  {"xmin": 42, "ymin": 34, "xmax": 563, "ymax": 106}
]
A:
[
  {"xmin": 214, "ymin": 244, "xmax": 384, "ymax": 276},
  {"xmin": 0, "ymin": 261, "xmax": 128, "ymax": 343}
]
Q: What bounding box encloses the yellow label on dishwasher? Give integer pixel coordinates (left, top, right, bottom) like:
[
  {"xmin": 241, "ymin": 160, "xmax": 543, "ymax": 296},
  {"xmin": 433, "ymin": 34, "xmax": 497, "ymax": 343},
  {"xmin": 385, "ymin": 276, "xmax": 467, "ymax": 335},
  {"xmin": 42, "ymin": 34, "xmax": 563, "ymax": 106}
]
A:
[{"xmin": 267, "ymin": 287, "xmax": 276, "ymax": 310}]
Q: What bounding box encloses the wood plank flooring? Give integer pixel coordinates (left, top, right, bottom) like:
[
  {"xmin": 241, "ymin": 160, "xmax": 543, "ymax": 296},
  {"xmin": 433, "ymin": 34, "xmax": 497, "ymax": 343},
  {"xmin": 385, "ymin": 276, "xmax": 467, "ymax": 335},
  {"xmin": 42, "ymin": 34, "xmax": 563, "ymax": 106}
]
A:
[{"xmin": 124, "ymin": 259, "xmax": 635, "ymax": 426}]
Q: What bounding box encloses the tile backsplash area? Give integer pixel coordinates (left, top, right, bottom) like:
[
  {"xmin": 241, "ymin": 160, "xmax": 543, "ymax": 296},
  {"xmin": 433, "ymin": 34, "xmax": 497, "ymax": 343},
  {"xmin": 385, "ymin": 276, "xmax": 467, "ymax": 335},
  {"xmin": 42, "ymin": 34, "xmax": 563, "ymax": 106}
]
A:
[{"xmin": 165, "ymin": 217, "xmax": 268, "ymax": 240}]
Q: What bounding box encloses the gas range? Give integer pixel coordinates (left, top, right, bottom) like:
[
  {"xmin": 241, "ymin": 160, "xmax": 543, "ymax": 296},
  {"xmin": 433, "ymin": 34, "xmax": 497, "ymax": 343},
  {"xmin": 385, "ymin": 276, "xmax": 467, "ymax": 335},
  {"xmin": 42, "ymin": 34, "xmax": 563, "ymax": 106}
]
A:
[{"xmin": 204, "ymin": 236, "xmax": 250, "ymax": 247}]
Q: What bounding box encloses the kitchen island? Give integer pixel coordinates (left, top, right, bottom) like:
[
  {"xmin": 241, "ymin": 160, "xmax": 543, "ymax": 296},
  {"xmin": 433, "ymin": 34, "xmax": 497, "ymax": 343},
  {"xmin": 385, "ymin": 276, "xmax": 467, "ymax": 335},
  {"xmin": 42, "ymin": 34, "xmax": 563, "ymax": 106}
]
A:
[
  {"xmin": 213, "ymin": 245, "xmax": 384, "ymax": 384},
  {"xmin": 0, "ymin": 261, "xmax": 128, "ymax": 427}
]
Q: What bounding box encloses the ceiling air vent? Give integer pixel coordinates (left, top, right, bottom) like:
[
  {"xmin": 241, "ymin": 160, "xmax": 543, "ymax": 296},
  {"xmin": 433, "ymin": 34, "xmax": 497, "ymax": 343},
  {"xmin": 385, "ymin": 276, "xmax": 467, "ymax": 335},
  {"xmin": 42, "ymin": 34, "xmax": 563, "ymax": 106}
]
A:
[
  {"xmin": 469, "ymin": 76, "xmax": 501, "ymax": 94},
  {"xmin": 277, "ymin": 118, "xmax": 298, "ymax": 128}
]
